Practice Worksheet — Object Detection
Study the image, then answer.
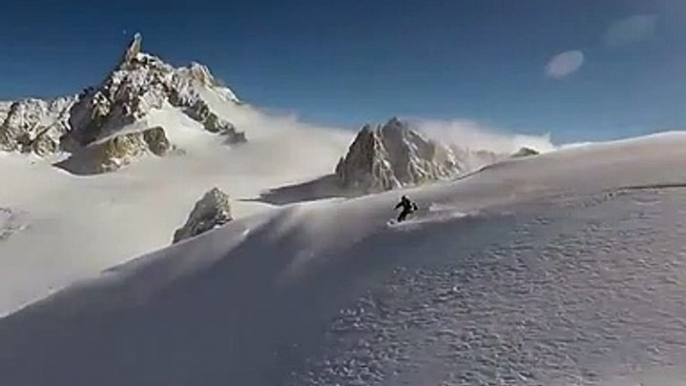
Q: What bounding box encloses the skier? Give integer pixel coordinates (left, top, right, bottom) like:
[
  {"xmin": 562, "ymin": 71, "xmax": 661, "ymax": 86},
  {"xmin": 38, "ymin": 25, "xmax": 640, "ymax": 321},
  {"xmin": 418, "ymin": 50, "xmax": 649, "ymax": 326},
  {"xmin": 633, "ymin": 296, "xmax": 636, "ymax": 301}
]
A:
[{"xmin": 394, "ymin": 195, "xmax": 418, "ymax": 223}]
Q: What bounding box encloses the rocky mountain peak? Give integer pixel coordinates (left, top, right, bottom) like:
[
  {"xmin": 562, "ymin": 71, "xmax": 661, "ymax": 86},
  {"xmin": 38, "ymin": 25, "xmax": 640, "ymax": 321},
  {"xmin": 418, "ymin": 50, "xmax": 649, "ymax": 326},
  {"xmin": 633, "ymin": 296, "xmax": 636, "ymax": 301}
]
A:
[
  {"xmin": 0, "ymin": 33, "xmax": 248, "ymax": 175},
  {"xmin": 123, "ymin": 32, "xmax": 143, "ymax": 64},
  {"xmin": 335, "ymin": 118, "xmax": 462, "ymax": 192},
  {"xmin": 49, "ymin": 33, "xmax": 245, "ymax": 172},
  {"xmin": 63, "ymin": 33, "xmax": 245, "ymax": 150},
  {"xmin": 188, "ymin": 62, "xmax": 216, "ymax": 87},
  {"xmin": 383, "ymin": 116, "xmax": 403, "ymax": 129}
]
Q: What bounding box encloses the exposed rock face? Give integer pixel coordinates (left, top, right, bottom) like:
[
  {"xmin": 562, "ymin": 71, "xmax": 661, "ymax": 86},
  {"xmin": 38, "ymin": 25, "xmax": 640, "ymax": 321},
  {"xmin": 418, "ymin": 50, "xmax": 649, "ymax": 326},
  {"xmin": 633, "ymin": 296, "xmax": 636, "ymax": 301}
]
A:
[
  {"xmin": 142, "ymin": 126, "xmax": 172, "ymax": 156},
  {"xmin": 173, "ymin": 188, "xmax": 233, "ymax": 243},
  {"xmin": 0, "ymin": 97, "xmax": 76, "ymax": 156},
  {"xmin": 335, "ymin": 118, "xmax": 462, "ymax": 192},
  {"xmin": 179, "ymin": 98, "xmax": 246, "ymax": 144},
  {"xmin": 89, "ymin": 126, "xmax": 172, "ymax": 172},
  {"xmin": 57, "ymin": 126, "xmax": 172, "ymax": 174},
  {"xmin": 512, "ymin": 147, "xmax": 540, "ymax": 158}
]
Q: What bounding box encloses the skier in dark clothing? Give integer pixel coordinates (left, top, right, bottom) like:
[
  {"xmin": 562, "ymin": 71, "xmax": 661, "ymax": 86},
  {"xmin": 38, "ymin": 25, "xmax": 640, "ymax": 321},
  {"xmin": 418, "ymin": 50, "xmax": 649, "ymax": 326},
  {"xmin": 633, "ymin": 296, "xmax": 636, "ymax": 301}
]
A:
[{"xmin": 394, "ymin": 195, "xmax": 418, "ymax": 223}]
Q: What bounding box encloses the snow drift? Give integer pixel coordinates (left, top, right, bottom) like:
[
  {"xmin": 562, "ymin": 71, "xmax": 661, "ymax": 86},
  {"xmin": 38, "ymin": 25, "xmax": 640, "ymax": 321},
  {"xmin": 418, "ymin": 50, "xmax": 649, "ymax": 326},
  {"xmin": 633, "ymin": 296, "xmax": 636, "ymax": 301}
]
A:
[{"xmin": 2, "ymin": 132, "xmax": 686, "ymax": 385}]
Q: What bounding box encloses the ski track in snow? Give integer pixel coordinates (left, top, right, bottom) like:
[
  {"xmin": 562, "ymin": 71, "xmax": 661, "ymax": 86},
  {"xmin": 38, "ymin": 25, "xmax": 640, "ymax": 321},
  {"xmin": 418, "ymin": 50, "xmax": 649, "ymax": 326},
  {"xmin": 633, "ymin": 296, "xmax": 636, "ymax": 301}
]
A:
[
  {"xmin": 289, "ymin": 189, "xmax": 686, "ymax": 386},
  {"xmin": 387, "ymin": 204, "xmax": 479, "ymax": 230}
]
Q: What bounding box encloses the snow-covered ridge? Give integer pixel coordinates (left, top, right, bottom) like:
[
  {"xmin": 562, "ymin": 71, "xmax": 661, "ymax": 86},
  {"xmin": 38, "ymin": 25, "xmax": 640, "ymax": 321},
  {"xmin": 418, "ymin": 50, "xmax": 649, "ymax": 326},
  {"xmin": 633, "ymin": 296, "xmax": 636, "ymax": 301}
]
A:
[{"xmin": 3, "ymin": 132, "xmax": 686, "ymax": 386}]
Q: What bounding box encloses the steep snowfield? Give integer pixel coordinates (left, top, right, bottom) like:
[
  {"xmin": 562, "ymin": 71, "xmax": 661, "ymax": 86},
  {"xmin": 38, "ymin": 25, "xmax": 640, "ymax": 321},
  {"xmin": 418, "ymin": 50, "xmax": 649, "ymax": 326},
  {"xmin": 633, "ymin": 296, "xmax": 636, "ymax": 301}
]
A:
[
  {"xmin": 2, "ymin": 132, "xmax": 686, "ymax": 385},
  {"xmin": 0, "ymin": 116, "xmax": 352, "ymax": 315}
]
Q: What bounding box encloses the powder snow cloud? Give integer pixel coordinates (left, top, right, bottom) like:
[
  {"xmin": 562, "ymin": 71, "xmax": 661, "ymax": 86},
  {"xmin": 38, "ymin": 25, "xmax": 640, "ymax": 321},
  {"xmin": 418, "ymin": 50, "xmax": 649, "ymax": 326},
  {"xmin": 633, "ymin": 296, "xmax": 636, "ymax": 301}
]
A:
[
  {"xmin": 409, "ymin": 118, "xmax": 556, "ymax": 154},
  {"xmin": 545, "ymin": 51, "xmax": 585, "ymax": 80}
]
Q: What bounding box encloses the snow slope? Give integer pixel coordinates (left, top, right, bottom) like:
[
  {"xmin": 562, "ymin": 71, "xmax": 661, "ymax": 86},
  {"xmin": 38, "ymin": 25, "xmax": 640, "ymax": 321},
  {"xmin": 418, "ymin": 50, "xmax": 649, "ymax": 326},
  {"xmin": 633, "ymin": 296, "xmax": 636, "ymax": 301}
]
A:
[
  {"xmin": 0, "ymin": 115, "xmax": 352, "ymax": 316},
  {"xmin": 2, "ymin": 132, "xmax": 686, "ymax": 385}
]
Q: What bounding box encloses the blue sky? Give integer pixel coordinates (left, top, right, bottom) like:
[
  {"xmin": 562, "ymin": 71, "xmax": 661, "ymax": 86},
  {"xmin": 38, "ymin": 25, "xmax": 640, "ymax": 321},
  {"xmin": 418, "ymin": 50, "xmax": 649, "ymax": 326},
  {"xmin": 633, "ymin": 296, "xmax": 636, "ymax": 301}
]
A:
[{"xmin": 1, "ymin": 0, "xmax": 685, "ymax": 143}]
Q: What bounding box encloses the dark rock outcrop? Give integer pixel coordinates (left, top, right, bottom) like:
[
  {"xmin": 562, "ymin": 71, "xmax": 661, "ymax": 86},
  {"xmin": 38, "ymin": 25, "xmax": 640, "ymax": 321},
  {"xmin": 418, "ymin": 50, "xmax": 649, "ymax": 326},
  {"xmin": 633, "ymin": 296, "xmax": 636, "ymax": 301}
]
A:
[{"xmin": 173, "ymin": 188, "xmax": 233, "ymax": 243}]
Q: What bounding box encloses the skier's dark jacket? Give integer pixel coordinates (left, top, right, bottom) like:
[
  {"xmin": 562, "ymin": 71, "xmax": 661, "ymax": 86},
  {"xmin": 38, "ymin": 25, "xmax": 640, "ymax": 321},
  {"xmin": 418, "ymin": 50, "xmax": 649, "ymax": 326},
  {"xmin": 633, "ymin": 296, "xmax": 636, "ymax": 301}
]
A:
[
  {"xmin": 395, "ymin": 195, "xmax": 418, "ymax": 222},
  {"xmin": 395, "ymin": 196, "xmax": 416, "ymax": 211}
]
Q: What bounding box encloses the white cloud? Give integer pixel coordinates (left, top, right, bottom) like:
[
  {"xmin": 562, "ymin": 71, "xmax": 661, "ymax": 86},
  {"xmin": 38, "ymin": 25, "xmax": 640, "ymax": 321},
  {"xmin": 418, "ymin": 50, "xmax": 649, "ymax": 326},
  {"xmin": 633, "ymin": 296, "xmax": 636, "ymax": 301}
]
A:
[
  {"xmin": 407, "ymin": 118, "xmax": 556, "ymax": 154},
  {"xmin": 604, "ymin": 14, "xmax": 659, "ymax": 47},
  {"xmin": 545, "ymin": 51, "xmax": 585, "ymax": 80}
]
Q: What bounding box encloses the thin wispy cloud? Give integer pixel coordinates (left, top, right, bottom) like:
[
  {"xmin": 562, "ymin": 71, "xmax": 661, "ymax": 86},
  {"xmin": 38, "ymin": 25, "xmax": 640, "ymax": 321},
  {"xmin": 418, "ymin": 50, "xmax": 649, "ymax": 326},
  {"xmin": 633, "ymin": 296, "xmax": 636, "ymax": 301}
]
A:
[
  {"xmin": 604, "ymin": 15, "xmax": 659, "ymax": 47},
  {"xmin": 545, "ymin": 51, "xmax": 585, "ymax": 80}
]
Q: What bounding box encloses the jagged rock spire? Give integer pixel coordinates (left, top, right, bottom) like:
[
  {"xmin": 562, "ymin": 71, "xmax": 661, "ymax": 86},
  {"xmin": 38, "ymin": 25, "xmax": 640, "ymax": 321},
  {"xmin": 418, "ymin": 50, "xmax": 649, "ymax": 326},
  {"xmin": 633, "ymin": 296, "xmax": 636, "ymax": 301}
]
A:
[
  {"xmin": 335, "ymin": 118, "xmax": 463, "ymax": 192},
  {"xmin": 172, "ymin": 188, "xmax": 233, "ymax": 243},
  {"xmin": 123, "ymin": 32, "xmax": 142, "ymax": 63}
]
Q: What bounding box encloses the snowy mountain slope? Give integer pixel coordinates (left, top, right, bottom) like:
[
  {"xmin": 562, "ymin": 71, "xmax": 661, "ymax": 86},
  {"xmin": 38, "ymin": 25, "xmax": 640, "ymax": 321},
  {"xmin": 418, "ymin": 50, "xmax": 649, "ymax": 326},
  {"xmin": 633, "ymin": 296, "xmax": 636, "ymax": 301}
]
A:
[
  {"xmin": 2, "ymin": 132, "xmax": 686, "ymax": 385},
  {"xmin": 0, "ymin": 35, "xmax": 367, "ymax": 316},
  {"xmin": 0, "ymin": 119, "xmax": 352, "ymax": 316}
]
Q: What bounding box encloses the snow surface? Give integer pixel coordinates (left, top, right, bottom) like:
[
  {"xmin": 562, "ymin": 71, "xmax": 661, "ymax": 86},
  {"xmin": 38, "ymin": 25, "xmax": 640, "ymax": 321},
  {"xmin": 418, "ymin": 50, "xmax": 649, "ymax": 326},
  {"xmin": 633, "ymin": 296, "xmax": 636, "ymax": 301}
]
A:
[
  {"xmin": 0, "ymin": 112, "xmax": 352, "ymax": 315},
  {"xmin": 2, "ymin": 132, "xmax": 686, "ymax": 385}
]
